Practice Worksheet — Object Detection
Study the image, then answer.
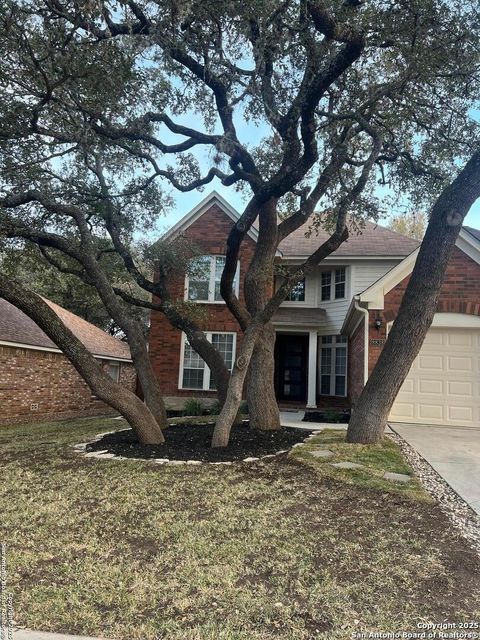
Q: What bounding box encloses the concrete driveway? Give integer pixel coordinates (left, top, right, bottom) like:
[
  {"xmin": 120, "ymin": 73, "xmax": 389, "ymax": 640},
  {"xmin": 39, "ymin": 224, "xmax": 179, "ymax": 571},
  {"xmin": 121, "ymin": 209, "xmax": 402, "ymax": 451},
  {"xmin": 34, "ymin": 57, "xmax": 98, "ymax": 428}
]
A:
[{"xmin": 389, "ymin": 423, "xmax": 480, "ymax": 514}]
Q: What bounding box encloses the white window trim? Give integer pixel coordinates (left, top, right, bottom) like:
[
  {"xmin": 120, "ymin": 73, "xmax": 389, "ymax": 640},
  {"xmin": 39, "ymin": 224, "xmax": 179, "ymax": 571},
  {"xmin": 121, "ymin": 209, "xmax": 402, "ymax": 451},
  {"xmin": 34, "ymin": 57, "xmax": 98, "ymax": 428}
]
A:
[
  {"xmin": 178, "ymin": 331, "xmax": 237, "ymax": 391},
  {"xmin": 319, "ymin": 267, "xmax": 348, "ymax": 304},
  {"xmin": 318, "ymin": 335, "xmax": 348, "ymax": 397},
  {"xmin": 184, "ymin": 256, "xmax": 240, "ymax": 304}
]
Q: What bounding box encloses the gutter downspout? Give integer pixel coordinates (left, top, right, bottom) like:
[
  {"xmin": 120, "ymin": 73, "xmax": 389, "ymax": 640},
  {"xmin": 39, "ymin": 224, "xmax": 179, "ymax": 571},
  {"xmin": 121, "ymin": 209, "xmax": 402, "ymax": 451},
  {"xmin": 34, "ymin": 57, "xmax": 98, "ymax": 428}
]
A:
[{"xmin": 354, "ymin": 297, "xmax": 369, "ymax": 385}]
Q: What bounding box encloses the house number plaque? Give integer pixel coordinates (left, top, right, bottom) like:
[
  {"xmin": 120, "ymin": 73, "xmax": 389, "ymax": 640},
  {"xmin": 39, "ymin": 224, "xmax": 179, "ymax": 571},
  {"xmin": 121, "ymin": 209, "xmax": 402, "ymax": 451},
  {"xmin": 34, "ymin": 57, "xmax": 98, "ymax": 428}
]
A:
[{"xmin": 370, "ymin": 339, "xmax": 386, "ymax": 346}]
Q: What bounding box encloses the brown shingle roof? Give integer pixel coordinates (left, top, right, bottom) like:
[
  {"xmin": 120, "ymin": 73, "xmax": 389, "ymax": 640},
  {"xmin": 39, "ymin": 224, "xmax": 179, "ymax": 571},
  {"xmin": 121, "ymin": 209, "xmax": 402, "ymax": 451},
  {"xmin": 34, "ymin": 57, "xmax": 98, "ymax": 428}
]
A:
[
  {"xmin": 278, "ymin": 219, "xmax": 420, "ymax": 257},
  {"xmin": 0, "ymin": 297, "xmax": 131, "ymax": 360}
]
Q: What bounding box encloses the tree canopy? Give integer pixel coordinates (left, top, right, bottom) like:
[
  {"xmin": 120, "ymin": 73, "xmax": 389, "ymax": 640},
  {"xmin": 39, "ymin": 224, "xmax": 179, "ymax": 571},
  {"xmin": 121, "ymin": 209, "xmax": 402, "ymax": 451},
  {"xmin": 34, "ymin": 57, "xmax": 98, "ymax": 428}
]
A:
[{"xmin": 387, "ymin": 212, "xmax": 427, "ymax": 240}]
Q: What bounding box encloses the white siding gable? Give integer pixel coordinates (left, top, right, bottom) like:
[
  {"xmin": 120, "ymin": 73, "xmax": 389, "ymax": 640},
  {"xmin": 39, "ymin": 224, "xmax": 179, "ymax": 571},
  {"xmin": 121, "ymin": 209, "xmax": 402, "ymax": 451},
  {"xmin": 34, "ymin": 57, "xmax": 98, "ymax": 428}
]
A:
[
  {"xmin": 352, "ymin": 261, "xmax": 400, "ymax": 296},
  {"xmin": 277, "ymin": 259, "xmax": 400, "ymax": 334}
]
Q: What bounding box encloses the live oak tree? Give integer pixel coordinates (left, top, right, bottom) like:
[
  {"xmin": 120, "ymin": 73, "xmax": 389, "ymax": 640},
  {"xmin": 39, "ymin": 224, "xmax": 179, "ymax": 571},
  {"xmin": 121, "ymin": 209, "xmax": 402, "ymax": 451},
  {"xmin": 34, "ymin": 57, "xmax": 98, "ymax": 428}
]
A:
[
  {"xmin": 51, "ymin": 0, "xmax": 479, "ymax": 447},
  {"xmin": 347, "ymin": 149, "xmax": 480, "ymax": 444},
  {"xmin": 2, "ymin": 0, "xmax": 479, "ymax": 446},
  {"xmin": 0, "ymin": 148, "xmax": 235, "ymax": 430},
  {"xmin": 0, "ymin": 273, "xmax": 165, "ymax": 444},
  {"xmin": 0, "ymin": 5, "xmax": 235, "ymax": 438}
]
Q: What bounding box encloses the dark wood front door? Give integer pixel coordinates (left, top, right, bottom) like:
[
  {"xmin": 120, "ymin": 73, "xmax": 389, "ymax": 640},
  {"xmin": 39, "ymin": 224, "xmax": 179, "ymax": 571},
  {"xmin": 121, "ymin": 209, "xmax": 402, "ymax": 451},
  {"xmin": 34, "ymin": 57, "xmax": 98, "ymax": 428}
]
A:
[{"xmin": 275, "ymin": 334, "xmax": 308, "ymax": 402}]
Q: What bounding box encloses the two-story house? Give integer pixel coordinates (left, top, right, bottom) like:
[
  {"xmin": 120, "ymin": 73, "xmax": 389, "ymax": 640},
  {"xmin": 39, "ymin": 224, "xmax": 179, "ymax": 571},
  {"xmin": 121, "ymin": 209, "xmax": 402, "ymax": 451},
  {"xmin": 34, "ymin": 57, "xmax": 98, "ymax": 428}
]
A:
[{"xmin": 149, "ymin": 192, "xmax": 480, "ymax": 428}]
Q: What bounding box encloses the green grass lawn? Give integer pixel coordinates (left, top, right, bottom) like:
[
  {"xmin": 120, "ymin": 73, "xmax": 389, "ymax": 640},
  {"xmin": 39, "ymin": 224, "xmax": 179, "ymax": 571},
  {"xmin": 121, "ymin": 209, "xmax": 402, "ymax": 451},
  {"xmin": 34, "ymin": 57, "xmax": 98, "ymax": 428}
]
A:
[
  {"xmin": 1, "ymin": 417, "xmax": 479, "ymax": 640},
  {"xmin": 291, "ymin": 429, "xmax": 427, "ymax": 499}
]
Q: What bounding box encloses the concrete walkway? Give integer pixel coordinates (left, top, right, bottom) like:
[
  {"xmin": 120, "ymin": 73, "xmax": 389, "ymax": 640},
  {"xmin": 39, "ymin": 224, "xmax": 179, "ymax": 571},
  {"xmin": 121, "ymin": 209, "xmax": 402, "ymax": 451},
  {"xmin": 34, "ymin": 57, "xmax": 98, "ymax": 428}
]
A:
[
  {"xmin": 280, "ymin": 410, "xmax": 348, "ymax": 430},
  {"xmin": 390, "ymin": 423, "xmax": 480, "ymax": 515},
  {"xmin": 279, "ymin": 410, "xmax": 393, "ymax": 433},
  {"xmin": 13, "ymin": 630, "xmax": 110, "ymax": 640}
]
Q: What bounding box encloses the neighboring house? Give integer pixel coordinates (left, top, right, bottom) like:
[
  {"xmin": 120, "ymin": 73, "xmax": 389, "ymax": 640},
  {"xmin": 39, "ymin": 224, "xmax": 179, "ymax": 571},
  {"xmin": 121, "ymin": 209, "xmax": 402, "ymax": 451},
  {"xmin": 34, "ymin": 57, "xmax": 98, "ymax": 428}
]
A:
[
  {"xmin": 149, "ymin": 191, "xmax": 480, "ymax": 428},
  {"xmin": 0, "ymin": 298, "xmax": 135, "ymax": 425}
]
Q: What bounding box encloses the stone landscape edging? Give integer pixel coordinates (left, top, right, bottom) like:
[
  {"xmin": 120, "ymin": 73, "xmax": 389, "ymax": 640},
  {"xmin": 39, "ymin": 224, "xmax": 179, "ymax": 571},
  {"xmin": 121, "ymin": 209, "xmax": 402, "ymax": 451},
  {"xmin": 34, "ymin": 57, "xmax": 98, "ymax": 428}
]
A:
[{"xmin": 71, "ymin": 426, "xmax": 323, "ymax": 465}]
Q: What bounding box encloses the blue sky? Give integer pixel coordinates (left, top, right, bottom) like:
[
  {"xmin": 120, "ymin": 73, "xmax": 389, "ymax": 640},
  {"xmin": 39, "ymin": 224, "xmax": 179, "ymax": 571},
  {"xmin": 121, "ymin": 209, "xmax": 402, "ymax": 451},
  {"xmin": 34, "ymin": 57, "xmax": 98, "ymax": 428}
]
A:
[{"xmin": 462, "ymin": 199, "xmax": 480, "ymax": 229}]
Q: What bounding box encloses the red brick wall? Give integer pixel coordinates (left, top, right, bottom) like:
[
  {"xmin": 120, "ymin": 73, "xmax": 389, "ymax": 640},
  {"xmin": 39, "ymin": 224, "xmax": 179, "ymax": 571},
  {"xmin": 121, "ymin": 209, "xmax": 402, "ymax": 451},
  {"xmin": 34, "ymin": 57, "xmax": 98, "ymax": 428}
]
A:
[
  {"xmin": 367, "ymin": 247, "xmax": 480, "ymax": 375},
  {"xmin": 348, "ymin": 318, "xmax": 365, "ymax": 404},
  {"xmin": 149, "ymin": 204, "xmax": 256, "ymax": 402},
  {"xmin": 0, "ymin": 345, "xmax": 135, "ymax": 425}
]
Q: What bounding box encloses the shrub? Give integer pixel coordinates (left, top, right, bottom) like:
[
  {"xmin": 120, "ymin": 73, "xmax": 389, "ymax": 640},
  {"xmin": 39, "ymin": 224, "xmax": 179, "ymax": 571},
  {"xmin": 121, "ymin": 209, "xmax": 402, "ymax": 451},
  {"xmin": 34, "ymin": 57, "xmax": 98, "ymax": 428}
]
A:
[
  {"xmin": 183, "ymin": 398, "xmax": 205, "ymax": 416},
  {"xmin": 321, "ymin": 409, "xmax": 349, "ymax": 423}
]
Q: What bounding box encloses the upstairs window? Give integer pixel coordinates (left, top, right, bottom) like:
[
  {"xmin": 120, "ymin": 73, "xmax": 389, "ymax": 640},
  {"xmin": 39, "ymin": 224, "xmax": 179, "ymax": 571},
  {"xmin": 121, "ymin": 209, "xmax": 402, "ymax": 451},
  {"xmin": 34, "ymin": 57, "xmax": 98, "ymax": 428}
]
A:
[
  {"xmin": 321, "ymin": 271, "xmax": 331, "ymax": 301},
  {"xmin": 187, "ymin": 255, "xmax": 211, "ymax": 301},
  {"xmin": 320, "ymin": 267, "xmax": 347, "ymax": 301},
  {"xmin": 186, "ymin": 255, "xmax": 239, "ymax": 303},
  {"xmin": 286, "ymin": 278, "xmax": 306, "ymax": 302},
  {"xmin": 275, "ymin": 276, "xmax": 306, "ymax": 303}
]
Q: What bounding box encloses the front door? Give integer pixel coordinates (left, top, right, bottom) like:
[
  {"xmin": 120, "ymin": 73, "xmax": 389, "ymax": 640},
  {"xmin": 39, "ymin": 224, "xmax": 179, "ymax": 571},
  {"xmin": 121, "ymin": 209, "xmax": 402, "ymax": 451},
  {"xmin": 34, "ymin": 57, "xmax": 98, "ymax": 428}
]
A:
[{"xmin": 275, "ymin": 334, "xmax": 308, "ymax": 402}]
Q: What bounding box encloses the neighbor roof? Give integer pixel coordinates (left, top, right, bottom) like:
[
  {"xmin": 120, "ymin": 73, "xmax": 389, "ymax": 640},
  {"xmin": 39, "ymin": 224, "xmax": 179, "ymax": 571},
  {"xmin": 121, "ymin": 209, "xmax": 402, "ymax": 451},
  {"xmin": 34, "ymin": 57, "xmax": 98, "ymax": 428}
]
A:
[
  {"xmin": 0, "ymin": 298, "xmax": 131, "ymax": 361},
  {"xmin": 278, "ymin": 219, "xmax": 420, "ymax": 257}
]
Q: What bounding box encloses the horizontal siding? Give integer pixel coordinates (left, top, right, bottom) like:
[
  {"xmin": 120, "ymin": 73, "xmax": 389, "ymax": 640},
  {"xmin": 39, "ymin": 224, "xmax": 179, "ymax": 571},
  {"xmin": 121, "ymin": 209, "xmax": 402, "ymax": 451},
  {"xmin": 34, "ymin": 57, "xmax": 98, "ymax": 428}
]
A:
[
  {"xmin": 321, "ymin": 298, "xmax": 351, "ymax": 334},
  {"xmin": 277, "ymin": 260, "xmax": 402, "ymax": 335},
  {"xmin": 352, "ymin": 261, "xmax": 399, "ymax": 295}
]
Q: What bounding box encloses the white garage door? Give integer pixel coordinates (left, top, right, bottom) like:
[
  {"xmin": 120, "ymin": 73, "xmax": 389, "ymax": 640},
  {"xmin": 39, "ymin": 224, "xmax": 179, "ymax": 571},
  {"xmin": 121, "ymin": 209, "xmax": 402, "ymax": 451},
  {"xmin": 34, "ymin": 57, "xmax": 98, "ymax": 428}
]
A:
[{"xmin": 390, "ymin": 327, "xmax": 480, "ymax": 426}]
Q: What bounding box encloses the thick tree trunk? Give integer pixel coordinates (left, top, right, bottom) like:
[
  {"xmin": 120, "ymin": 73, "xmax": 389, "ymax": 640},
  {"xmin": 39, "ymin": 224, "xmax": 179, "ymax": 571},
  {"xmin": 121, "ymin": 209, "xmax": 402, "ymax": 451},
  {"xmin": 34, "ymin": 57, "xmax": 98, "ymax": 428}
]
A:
[
  {"xmin": 347, "ymin": 151, "xmax": 480, "ymax": 444},
  {"xmin": 81, "ymin": 254, "xmax": 168, "ymax": 430},
  {"xmin": 214, "ymin": 195, "xmax": 349, "ymax": 447},
  {"xmin": 0, "ymin": 274, "xmax": 165, "ymax": 444},
  {"xmin": 211, "ymin": 326, "xmax": 260, "ymax": 447},
  {"xmin": 247, "ymin": 323, "xmax": 281, "ymax": 430},
  {"xmin": 243, "ymin": 200, "xmax": 281, "ymax": 432},
  {"xmin": 129, "ymin": 334, "xmax": 167, "ymax": 428}
]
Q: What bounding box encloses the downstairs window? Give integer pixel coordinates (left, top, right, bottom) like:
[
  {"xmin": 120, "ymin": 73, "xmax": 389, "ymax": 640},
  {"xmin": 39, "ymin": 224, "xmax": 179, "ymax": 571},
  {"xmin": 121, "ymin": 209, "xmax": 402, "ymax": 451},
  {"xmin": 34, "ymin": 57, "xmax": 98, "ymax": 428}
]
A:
[
  {"xmin": 180, "ymin": 332, "xmax": 236, "ymax": 390},
  {"xmin": 319, "ymin": 335, "xmax": 348, "ymax": 396}
]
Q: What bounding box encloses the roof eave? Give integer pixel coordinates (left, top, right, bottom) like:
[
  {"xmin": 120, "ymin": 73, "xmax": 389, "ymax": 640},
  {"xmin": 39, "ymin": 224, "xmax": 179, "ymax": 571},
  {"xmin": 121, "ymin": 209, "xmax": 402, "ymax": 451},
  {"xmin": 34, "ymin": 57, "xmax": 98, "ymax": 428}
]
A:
[{"xmin": 0, "ymin": 339, "xmax": 132, "ymax": 362}]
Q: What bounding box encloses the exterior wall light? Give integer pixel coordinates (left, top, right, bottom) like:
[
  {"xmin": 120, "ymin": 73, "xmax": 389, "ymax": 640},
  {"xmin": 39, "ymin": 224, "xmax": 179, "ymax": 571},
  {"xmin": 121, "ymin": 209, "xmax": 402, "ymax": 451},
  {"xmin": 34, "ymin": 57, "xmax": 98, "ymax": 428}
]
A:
[{"xmin": 374, "ymin": 316, "xmax": 383, "ymax": 331}]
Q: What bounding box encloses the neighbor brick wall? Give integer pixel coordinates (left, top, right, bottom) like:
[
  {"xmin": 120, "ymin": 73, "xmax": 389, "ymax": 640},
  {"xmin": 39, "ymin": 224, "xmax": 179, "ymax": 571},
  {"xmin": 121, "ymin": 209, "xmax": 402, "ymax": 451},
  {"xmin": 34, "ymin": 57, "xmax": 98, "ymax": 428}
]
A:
[
  {"xmin": 149, "ymin": 204, "xmax": 256, "ymax": 403},
  {"xmin": 366, "ymin": 247, "xmax": 480, "ymax": 375},
  {"xmin": 348, "ymin": 318, "xmax": 365, "ymax": 404},
  {"xmin": 0, "ymin": 345, "xmax": 135, "ymax": 425}
]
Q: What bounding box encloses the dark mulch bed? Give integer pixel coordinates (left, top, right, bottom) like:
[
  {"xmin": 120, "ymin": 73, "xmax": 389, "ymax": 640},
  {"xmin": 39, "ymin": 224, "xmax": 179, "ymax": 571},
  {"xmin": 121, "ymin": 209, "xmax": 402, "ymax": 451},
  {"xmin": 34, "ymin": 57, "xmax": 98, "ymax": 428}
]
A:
[
  {"xmin": 303, "ymin": 410, "xmax": 350, "ymax": 423},
  {"xmin": 86, "ymin": 421, "xmax": 312, "ymax": 462}
]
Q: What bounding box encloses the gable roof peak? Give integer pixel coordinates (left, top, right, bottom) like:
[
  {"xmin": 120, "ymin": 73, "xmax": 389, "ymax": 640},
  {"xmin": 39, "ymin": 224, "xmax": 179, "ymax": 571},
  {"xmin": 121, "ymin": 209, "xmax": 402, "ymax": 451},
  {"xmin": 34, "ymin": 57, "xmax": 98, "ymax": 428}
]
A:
[{"xmin": 162, "ymin": 190, "xmax": 259, "ymax": 242}]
